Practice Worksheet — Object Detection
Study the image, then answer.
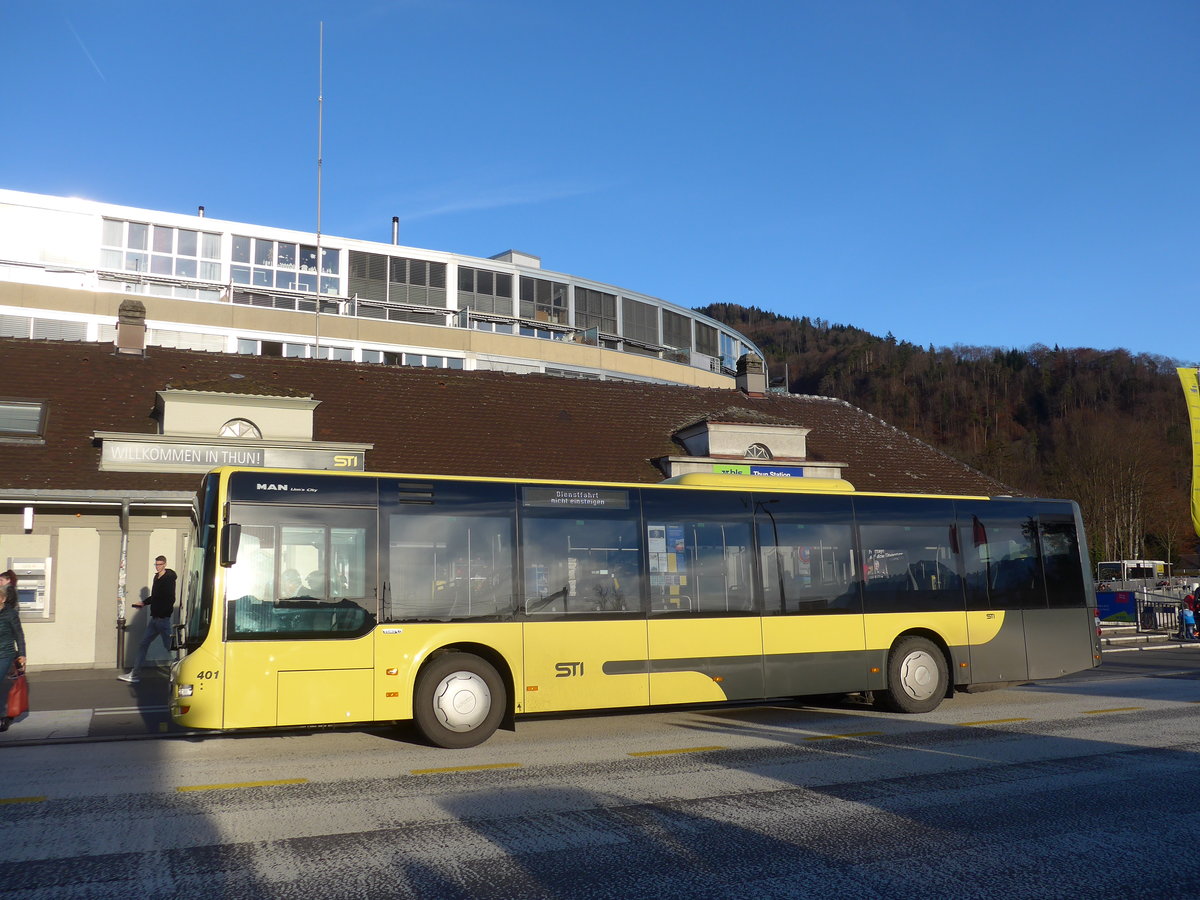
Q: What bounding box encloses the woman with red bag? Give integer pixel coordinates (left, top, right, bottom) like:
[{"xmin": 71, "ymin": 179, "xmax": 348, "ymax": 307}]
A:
[{"xmin": 0, "ymin": 569, "xmax": 26, "ymax": 732}]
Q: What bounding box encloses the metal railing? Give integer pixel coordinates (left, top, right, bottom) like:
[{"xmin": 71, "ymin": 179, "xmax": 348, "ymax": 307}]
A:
[{"xmin": 1134, "ymin": 590, "xmax": 1185, "ymax": 635}]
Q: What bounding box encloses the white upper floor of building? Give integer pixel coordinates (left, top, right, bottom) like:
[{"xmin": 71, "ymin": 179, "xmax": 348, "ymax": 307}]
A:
[{"xmin": 0, "ymin": 188, "xmax": 761, "ymax": 386}]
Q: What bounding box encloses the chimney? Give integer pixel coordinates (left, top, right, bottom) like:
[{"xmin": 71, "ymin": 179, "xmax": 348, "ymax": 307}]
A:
[
  {"xmin": 392, "ymin": 217, "xmax": 399, "ymax": 244},
  {"xmin": 115, "ymin": 299, "xmax": 147, "ymax": 356},
  {"xmin": 735, "ymin": 353, "xmax": 767, "ymax": 397},
  {"xmin": 198, "ymin": 205, "xmax": 206, "ymax": 217}
]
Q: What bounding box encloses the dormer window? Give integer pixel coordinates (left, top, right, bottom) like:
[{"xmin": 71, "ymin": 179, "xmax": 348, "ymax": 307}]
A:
[
  {"xmin": 0, "ymin": 399, "xmax": 46, "ymax": 443},
  {"xmin": 219, "ymin": 418, "xmax": 262, "ymax": 439},
  {"xmin": 745, "ymin": 443, "xmax": 772, "ymax": 460}
]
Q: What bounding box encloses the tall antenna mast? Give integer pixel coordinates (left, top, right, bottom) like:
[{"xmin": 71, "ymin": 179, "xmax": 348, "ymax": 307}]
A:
[{"xmin": 314, "ymin": 21, "xmax": 324, "ymax": 353}]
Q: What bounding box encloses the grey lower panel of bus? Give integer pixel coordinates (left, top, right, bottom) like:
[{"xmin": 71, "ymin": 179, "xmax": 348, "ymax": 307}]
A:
[
  {"xmin": 603, "ymin": 652, "xmax": 876, "ymax": 702},
  {"xmin": 763, "ymin": 651, "xmax": 879, "ymax": 698},
  {"xmin": 968, "ymin": 611, "xmax": 1032, "ymax": 684},
  {"xmin": 603, "ymin": 657, "xmax": 766, "ymax": 701},
  {"xmin": 1023, "ymin": 607, "xmax": 1097, "ymax": 679},
  {"xmin": 969, "ymin": 607, "xmax": 1097, "ymax": 683},
  {"xmin": 600, "ymin": 608, "xmax": 1095, "ymax": 704}
]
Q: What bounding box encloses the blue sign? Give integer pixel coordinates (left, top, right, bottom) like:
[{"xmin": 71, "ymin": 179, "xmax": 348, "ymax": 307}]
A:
[{"xmin": 749, "ymin": 466, "xmax": 803, "ymax": 478}]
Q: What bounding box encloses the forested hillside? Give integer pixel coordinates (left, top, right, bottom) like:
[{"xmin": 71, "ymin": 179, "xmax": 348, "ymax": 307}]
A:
[{"xmin": 698, "ymin": 303, "xmax": 1195, "ymax": 568}]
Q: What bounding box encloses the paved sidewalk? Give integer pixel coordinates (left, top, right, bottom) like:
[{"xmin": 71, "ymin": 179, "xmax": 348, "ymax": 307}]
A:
[{"xmin": 0, "ymin": 667, "xmax": 183, "ymax": 746}]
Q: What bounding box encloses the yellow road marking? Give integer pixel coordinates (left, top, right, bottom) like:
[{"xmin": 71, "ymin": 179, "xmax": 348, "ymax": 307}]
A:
[
  {"xmin": 176, "ymin": 778, "xmax": 308, "ymax": 792},
  {"xmin": 804, "ymin": 731, "xmax": 882, "ymax": 741},
  {"xmin": 960, "ymin": 718, "xmax": 1031, "ymax": 726},
  {"xmin": 410, "ymin": 763, "xmax": 522, "ymax": 775},
  {"xmin": 628, "ymin": 746, "xmax": 726, "ymax": 757},
  {"xmin": 1083, "ymin": 707, "xmax": 1143, "ymax": 715},
  {"xmin": 0, "ymin": 796, "xmax": 45, "ymax": 805}
]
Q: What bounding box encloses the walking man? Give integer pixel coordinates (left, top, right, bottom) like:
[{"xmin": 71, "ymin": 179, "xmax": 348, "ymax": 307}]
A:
[{"xmin": 118, "ymin": 555, "xmax": 177, "ymax": 683}]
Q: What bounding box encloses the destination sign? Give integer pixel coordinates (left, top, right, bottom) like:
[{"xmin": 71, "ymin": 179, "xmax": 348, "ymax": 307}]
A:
[{"xmin": 522, "ymin": 487, "xmax": 630, "ymax": 509}]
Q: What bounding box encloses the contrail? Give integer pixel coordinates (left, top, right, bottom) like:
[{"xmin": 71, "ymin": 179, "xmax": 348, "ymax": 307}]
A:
[{"xmin": 63, "ymin": 14, "xmax": 105, "ymax": 81}]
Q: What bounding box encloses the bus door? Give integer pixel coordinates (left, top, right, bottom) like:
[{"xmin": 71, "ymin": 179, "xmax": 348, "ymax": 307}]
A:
[
  {"xmin": 518, "ymin": 486, "xmax": 648, "ymax": 714},
  {"xmin": 221, "ymin": 491, "xmax": 377, "ymax": 728},
  {"xmin": 958, "ymin": 501, "xmax": 1030, "ymax": 684},
  {"xmin": 644, "ymin": 491, "xmax": 762, "ymax": 706},
  {"xmin": 756, "ymin": 494, "xmax": 865, "ymax": 697}
]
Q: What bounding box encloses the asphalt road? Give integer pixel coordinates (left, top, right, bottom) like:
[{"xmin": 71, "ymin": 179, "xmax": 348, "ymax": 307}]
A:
[{"xmin": 0, "ymin": 651, "xmax": 1199, "ymax": 897}]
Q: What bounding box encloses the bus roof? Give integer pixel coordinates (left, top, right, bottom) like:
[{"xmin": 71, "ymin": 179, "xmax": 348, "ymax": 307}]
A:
[{"xmin": 206, "ymin": 466, "xmax": 1015, "ymax": 502}]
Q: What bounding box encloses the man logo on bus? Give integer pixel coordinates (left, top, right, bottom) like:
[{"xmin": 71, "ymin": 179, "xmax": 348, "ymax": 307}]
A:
[{"xmin": 257, "ymin": 483, "xmax": 288, "ymax": 491}]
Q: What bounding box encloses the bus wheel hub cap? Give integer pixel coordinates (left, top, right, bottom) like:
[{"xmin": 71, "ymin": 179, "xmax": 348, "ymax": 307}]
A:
[
  {"xmin": 899, "ymin": 650, "xmax": 937, "ymax": 701},
  {"xmin": 433, "ymin": 672, "xmax": 491, "ymax": 732}
]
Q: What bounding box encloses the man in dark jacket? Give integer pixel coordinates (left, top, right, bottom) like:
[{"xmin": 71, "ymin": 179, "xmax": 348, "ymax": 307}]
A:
[{"xmin": 118, "ymin": 556, "xmax": 177, "ymax": 684}]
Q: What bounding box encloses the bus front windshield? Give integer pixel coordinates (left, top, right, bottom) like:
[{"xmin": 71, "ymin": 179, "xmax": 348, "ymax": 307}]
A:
[{"xmin": 182, "ymin": 474, "xmax": 219, "ymax": 650}]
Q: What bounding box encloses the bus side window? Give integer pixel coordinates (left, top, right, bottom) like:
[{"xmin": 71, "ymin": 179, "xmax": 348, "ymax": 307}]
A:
[
  {"xmin": 388, "ymin": 514, "xmax": 514, "ymax": 620},
  {"xmin": 957, "ymin": 501, "xmax": 1045, "ymax": 610},
  {"xmin": 755, "ymin": 493, "xmax": 860, "ymax": 616},
  {"xmin": 1039, "ymin": 506, "xmax": 1086, "ymax": 607},
  {"xmin": 521, "ymin": 515, "xmax": 642, "ymax": 615},
  {"xmin": 855, "ymin": 497, "xmax": 961, "ymax": 614},
  {"xmin": 642, "ymin": 490, "xmax": 754, "ymax": 615}
]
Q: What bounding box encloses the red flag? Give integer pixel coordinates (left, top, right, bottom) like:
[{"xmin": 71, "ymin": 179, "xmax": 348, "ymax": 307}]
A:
[{"xmin": 972, "ymin": 515, "xmax": 987, "ymax": 548}]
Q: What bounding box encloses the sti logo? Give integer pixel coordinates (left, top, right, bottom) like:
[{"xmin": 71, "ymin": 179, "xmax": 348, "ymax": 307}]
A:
[
  {"xmin": 333, "ymin": 455, "xmax": 358, "ymax": 468},
  {"xmin": 257, "ymin": 483, "xmax": 288, "ymax": 491}
]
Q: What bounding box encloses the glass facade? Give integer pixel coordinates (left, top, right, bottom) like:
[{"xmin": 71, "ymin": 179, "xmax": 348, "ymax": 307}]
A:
[
  {"xmin": 102, "ymin": 219, "xmax": 223, "ymax": 282},
  {"xmin": 85, "ymin": 202, "xmax": 759, "ymax": 383},
  {"xmin": 519, "ymin": 276, "xmax": 569, "ymax": 324},
  {"xmin": 232, "ymin": 235, "xmax": 340, "ymax": 295}
]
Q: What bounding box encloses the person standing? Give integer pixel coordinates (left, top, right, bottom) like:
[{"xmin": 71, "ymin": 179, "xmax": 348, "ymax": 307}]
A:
[
  {"xmin": 1183, "ymin": 603, "xmax": 1197, "ymax": 642},
  {"xmin": 118, "ymin": 556, "xmax": 177, "ymax": 684},
  {"xmin": 0, "ymin": 569, "xmax": 27, "ymax": 731}
]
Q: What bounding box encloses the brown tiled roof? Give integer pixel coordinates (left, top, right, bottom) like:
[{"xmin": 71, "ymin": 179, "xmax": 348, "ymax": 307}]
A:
[{"xmin": 0, "ymin": 338, "xmax": 1015, "ymax": 496}]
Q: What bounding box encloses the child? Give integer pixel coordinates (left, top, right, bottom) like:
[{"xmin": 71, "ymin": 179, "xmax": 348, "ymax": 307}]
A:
[{"xmin": 1181, "ymin": 603, "xmax": 1196, "ymax": 641}]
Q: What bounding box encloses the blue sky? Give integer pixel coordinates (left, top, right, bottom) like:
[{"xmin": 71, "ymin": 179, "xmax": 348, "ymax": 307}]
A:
[{"xmin": 3, "ymin": 1, "xmax": 1196, "ymax": 363}]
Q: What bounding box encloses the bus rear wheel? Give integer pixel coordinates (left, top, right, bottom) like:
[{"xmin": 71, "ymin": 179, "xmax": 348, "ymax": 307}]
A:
[
  {"xmin": 413, "ymin": 652, "xmax": 506, "ymax": 749},
  {"xmin": 880, "ymin": 636, "xmax": 948, "ymax": 714}
]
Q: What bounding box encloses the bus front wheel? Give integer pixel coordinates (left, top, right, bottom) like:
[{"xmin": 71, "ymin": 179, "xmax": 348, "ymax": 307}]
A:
[
  {"xmin": 880, "ymin": 636, "xmax": 948, "ymax": 714},
  {"xmin": 413, "ymin": 652, "xmax": 506, "ymax": 749}
]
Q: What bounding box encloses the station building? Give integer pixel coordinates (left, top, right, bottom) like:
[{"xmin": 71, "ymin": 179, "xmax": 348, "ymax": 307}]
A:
[{"xmin": 0, "ymin": 323, "xmax": 1012, "ymax": 672}]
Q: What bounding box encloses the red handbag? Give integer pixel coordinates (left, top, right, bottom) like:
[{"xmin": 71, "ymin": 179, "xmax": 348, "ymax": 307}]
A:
[{"xmin": 6, "ymin": 671, "xmax": 27, "ymax": 718}]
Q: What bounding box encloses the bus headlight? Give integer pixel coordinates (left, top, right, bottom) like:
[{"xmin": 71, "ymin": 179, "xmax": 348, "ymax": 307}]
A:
[{"xmin": 177, "ymin": 684, "xmax": 194, "ymax": 698}]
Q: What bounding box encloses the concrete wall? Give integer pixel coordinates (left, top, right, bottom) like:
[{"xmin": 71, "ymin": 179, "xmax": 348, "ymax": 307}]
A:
[{"xmin": 0, "ymin": 282, "xmax": 733, "ymax": 389}]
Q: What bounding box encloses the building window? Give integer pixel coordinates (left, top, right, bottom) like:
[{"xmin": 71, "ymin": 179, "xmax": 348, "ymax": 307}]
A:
[
  {"xmin": 745, "ymin": 443, "xmax": 772, "ymax": 460},
  {"xmin": 0, "ymin": 400, "xmax": 46, "ymax": 440},
  {"xmin": 720, "ymin": 332, "xmax": 742, "ymax": 370},
  {"xmin": 220, "ymin": 419, "xmax": 262, "ymax": 439},
  {"xmin": 347, "ymin": 251, "xmax": 447, "ymax": 310},
  {"xmin": 519, "ymin": 276, "xmax": 568, "ymax": 324},
  {"xmin": 233, "ymin": 235, "xmax": 340, "ymax": 295},
  {"xmin": 663, "ymin": 310, "xmax": 692, "ymax": 351},
  {"xmin": 458, "ymin": 267, "xmax": 513, "ymax": 316},
  {"xmin": 574, "ymin": 287, "xmax": 617, "ymax": 334},
  {"xmin": 695, "ymin": 322, "xmax": 718, "ymax": 358},
  {"xmin": 102, "ymin": 219, "xmax": 222, "ymax": 282},
  {"xmin": 621, "ymin": 298, "xmax": 659, "ymax": 346}
]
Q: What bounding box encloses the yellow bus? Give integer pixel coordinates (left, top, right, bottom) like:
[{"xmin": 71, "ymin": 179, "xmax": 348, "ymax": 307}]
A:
[{"xmin": 171, "ymin": 468, "xmax": 1102, "ymax": 747}]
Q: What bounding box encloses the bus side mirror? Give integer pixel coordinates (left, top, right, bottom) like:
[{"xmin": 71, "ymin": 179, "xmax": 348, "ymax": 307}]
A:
[{"xmin": 220, "ymin": 523, "xmax": 241, "ymax": 567}]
